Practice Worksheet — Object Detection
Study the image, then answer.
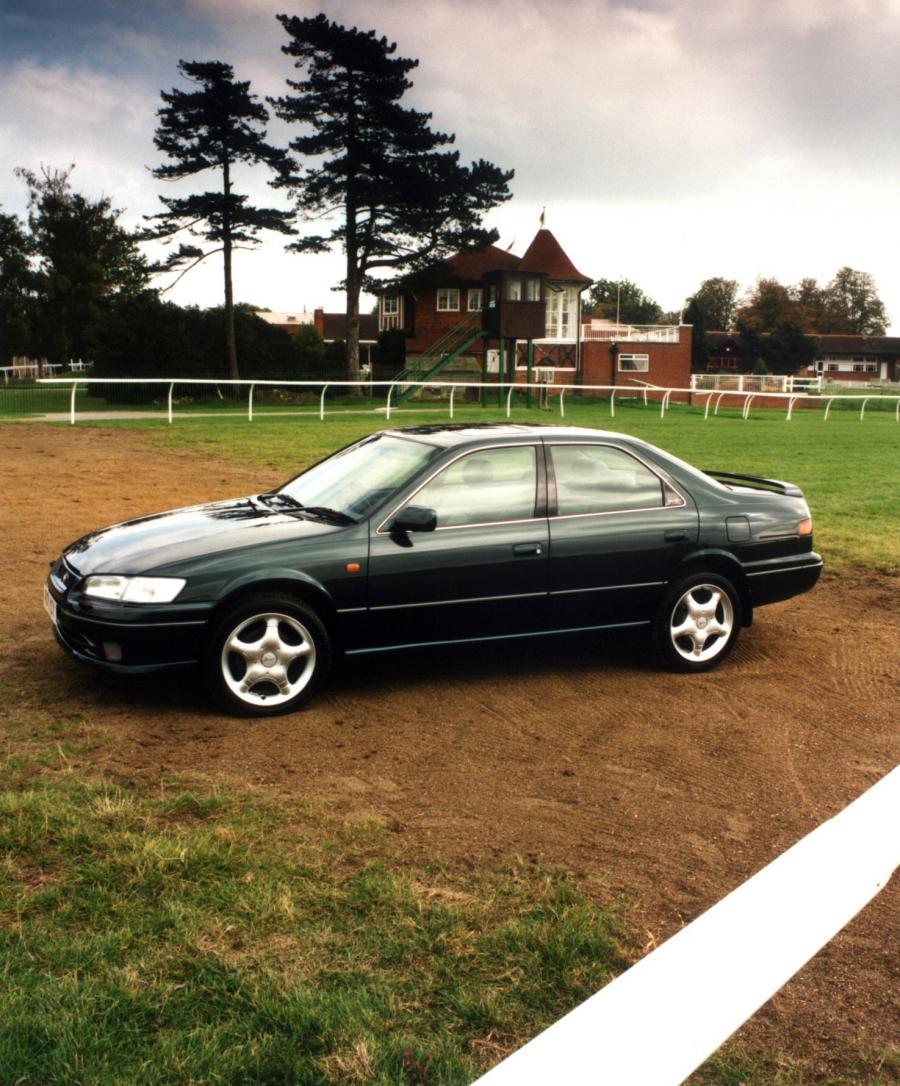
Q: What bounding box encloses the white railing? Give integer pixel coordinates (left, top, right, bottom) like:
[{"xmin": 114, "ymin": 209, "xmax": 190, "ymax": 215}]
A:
[
  {"xmin": 35, "ymin": 376, "xmax": 900, "ymax": 425},
  {"xmin": 1, "ymin": 361, "xmax": 64, "ymax": 384},
  {"xmin": 473, "ymin": 766, "xmax": 900, "ymax": 1086},
  {"xmin": 583, "ymin": 323, "xmax": 681, "ymax": 343},
  {"xmin": 691, "ymin": 373, "xmax": 823, "ymax": 394}
]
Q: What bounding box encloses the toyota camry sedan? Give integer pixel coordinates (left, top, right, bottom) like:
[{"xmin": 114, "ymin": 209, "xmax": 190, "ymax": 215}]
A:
[{"xmin": 44, "ymin": 424, "xmax": 822, "ymax": 716}]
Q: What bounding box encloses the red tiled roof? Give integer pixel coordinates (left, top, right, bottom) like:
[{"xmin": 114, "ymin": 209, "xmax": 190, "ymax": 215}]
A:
[
  {"xmin": 518, "ymin": 229, "xmax": 591, "ymax": 283},
  {"xmin": 446, "ymin": 244, "xmax": 521, "ymax": 280}
]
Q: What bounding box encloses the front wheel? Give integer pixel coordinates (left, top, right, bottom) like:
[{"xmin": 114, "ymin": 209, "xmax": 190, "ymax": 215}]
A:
[
  {"xmin": 654, "ymin": 573, "xmax": 741, "ymax": 672},
  {"xmin": 205, "ymin": 594, "xmax": 331, "ymax": 716}
]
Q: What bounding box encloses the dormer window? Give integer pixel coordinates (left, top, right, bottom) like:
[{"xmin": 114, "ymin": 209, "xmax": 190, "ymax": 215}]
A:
[
  {"xmin": 506, "ymin": 278, "xmax": 522, "ymax": 302},
  {"xmin": 437, "ymin": 288, "xmax": 460, "ymax": 312}
]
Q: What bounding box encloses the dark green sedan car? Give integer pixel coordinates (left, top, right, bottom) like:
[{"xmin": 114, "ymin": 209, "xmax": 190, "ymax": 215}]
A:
[{"xmin": 45, "ymin": 424, "xmax": 822, "ymax": 715}]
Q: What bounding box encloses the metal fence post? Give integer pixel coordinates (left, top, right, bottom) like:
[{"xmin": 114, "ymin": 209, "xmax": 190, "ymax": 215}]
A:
[
  {"xmin": 69, "ymin": 381, "xmax": 80, "ymax": 425},
  {"xmin": 248, "ymin": 383, "xmax": 255, "ymax": 422},
  {"xmin": 167, "ymin": 381, "xmax": 175, "ymax": 424},
  {"xmin": 320, "ymin": 385, "xmax": 329, "ymax": 421}
]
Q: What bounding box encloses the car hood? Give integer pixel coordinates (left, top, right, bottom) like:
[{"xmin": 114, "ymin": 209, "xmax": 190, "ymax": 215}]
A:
[{"xmin": 63, "ymin": 496, "xmax": 339, "ymax": 577}]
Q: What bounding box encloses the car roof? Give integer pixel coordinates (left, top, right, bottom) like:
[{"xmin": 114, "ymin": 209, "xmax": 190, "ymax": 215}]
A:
[{"xmin": 384, "ymin": 423, "xmax": 628, "ymax": 448}]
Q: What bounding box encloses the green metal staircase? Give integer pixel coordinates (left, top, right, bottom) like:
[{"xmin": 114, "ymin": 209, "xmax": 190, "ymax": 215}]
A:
[{"xmin": 393, "ymin": 315, "xmax": 486, "ymax": 403}]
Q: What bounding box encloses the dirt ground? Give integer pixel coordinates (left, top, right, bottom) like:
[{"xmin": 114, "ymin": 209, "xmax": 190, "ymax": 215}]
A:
[{"xmin": 3, "ymin": 423, "xmax": 898, "ymax": 1079}]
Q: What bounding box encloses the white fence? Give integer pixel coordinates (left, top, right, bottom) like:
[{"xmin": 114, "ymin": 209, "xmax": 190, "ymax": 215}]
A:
[
  {"xmin": 35, "ymin": 376, "xmax": 900, "ymax": 425},
  {"xmin": 473, "ymin": 766, "xmax": 900, "ymax": 1086}
]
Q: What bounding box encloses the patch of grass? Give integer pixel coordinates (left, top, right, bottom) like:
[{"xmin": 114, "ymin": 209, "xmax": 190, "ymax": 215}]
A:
[
  {"xmin": 68, "ymin": 397, "xmax": 900, "ymax": 572},
  {"xmin": 0, "ymin": 743, "xmax": 626, "ymax": 1085},
  {"xmin": 689, "ymin": 1044, "xmax": 899, "ymax": 1085}
]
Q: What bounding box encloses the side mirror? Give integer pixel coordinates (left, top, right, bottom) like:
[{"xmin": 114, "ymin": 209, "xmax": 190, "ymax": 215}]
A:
[{"xmin": 389, "ymin": 505, "xmax": 437, "ymax": 534}]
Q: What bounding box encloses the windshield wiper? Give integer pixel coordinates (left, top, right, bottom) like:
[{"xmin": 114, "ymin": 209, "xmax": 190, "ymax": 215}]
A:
[
  {"xmin": 301, "ymin": 506, "xmax": 357, "ymax": 525},
  {"xmin": 258, "ymin": 491, "xmax": 304, "ymax": 509}
]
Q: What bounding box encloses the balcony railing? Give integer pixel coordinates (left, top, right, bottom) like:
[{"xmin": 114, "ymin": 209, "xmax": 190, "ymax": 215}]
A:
[{"xmin": 582, "ymin": 323, "xmax": 681, "ymax": 343}]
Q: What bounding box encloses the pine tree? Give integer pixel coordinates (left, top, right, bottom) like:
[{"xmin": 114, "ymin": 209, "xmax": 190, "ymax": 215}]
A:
[
  {"xmin": 148, "ymin": 60, "xmax": 294, "ymax": 380},
  {"xmin": 270, "ymin": 13, "xmax": 513, "ymax": 381}
]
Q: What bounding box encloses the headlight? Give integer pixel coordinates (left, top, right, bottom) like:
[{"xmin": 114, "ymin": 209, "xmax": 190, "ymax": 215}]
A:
[{"xmin": 83, "ymin": 576, "xmax": 186, "ymax": 604}]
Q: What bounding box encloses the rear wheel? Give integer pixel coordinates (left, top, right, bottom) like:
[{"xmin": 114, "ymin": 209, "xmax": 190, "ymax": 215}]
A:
[
  {"xmin": 655, "ymin": 573, "xmax": 740, "ymax": 672},
  {"xmin": 205, "ymin": 594, "xmax": 331, "ymax": 716}
]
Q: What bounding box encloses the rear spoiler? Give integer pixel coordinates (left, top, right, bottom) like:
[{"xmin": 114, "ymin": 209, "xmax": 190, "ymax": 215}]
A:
[{"xmin": 703, "ymin": 470, "xmax": 804, "ymax": 498}]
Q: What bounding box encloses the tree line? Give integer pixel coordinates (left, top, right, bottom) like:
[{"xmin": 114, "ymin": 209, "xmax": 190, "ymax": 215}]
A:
[{"xmin": 585, "ymin": 269, "xmax": 889, "ymax": 374}]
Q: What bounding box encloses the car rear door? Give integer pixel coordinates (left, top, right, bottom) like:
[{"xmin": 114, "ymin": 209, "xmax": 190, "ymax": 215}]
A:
[
  {"xmin": 546, "ymin": 441, "xmax": 699, "ymax": 631},
  {"xmin": 364, "ymin": 443, "xmax": 550, "ymax": 648}
]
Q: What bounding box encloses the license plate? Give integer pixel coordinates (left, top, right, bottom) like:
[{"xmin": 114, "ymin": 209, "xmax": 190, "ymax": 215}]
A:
[{"xmin": 43, "ymin": 583, "xmax": 58, "ymax": 626}]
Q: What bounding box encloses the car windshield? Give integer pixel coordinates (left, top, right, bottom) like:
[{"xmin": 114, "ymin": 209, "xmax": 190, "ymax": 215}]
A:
[{"xmin": 278, "ymin": 433, "xmax": 440, "ymax": 520}]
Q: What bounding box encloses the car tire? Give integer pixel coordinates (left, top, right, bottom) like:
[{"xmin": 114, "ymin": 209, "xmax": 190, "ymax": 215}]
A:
[
  {"xmin": 205, "ymin": 594, "xmax": 331, "ymax": 716},
  {"xmin": 654, "ymin": 572, "xmax": 741, "ymax": 673}
]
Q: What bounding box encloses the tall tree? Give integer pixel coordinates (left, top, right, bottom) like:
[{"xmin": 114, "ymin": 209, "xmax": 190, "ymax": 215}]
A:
[
  {"xmin": 15, "ymin": 165, "xmax": 148, "ymax": 364},
  {"xmin": 688, "ymin": 277, "xmax": 739, "ymax": 332},
  {"xmin": 791, "ymin": 277, "xmax": 827, "ymax": 332},
  {"xmin": 820, "ymin": 267, "xmax": 887, "ymax": 336},
  {"xmin": 736, "ymin": 277, "xmax": 796, "ymax": 333},
  {"xmin": 583, "ymin": 278, "xmax": 663, "ymax": 324},
  {"xmin": 148, "ymin": 60, "xmax": 294, "ymax": 380},
  {"xmin": 270, "ymin": 13, "xmax": 513, "ymax": 381},
  {"xmin": 0, "ymin": 208, "xmax": 34, "ymax": 363}
]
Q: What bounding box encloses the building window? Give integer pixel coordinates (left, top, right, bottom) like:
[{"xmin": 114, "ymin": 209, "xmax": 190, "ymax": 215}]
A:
[
  {"xmin": 380, "ymin": 295, "xmax": 402, "ymax": 330},
  {"xmin": 468, "ymin": 288, "xmax": 483, "ymax": 312},
  {"xmin": 618, "ymin": 353, "xmax": 650, "ymax": 372},
  {"xmin": 437, "ymin": 288, "xmax": 460, "ymax": 312},
  {"xmin": 526, "ymin": 277, "xmax": 541, "ymax": 302},
  {"xmin": 506, "ymin": 278, "xmax": 523, "ymax": 302},
  {"xmin": 866, "ymin": 363, "xmax": 878, "ymax": 373},
  {"xmin": 827, "ymin": 363, "xmax": 839, "ymax": 371},
  {"xmin": 544, "ymin": 287, "xmax": 575, "ymax": 339}
]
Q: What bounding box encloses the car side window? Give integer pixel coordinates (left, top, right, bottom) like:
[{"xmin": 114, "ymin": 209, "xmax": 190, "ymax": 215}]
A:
[
  {"xmin": 551, "ymin": 444, "xmax": 664, "ymax": 515},
  {"xmin": 412, "ymin": 446, "xmax": 538, "ymax": 527}
]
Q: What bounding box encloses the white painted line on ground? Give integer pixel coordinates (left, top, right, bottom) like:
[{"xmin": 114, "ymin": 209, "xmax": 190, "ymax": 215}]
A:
[{"xmin": 472, "ymin": 765, "xmax": 900, "ymax": 1086}]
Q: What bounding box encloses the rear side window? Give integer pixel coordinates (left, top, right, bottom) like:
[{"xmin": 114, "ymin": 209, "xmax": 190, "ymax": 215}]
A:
[{"xmin": 551, "ymin": 444, "xmax": 664, "ymax": 515}]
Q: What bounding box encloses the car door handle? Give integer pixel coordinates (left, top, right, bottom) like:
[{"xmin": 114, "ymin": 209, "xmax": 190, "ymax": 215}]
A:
[
  {"xmin": 513, "ymin": 542, "xmax": 544, "ymax": 556},
  {"xmin": 664, "ymin": 529, "xmax": 688, "ymax": 542}
]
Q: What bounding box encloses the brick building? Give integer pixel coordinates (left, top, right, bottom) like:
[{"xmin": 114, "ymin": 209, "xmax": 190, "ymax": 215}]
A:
[{"xmin": 377, "ymin": 226, "xmax": 692, "ymax": 392}]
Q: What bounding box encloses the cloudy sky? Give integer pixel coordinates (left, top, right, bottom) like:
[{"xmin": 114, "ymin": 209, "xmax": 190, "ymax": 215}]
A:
[{"xmin": 2, "ymin": 0, "xmax": 898, "ymax": 330}]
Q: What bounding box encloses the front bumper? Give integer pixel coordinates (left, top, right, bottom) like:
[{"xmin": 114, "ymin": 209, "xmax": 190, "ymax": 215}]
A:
[{"xmin": 46, "ymin": 565, "xmax": 210, "ymax": 674}]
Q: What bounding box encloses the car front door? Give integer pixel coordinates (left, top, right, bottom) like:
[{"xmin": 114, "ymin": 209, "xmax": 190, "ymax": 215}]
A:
[
  {"xmin": 546, "ymin": 441, "xmax": 699, "ymax": 631},
  {"xmin": 364, "ymin": 443, "xmax": 550, "ymax": 649}
]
